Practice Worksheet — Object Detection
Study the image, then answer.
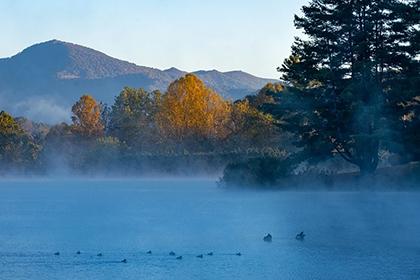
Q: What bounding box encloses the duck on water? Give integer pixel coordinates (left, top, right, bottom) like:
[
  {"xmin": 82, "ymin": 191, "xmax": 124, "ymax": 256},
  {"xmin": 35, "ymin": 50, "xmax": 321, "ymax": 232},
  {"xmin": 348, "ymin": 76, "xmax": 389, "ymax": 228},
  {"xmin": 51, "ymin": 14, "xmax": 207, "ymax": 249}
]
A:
[
  {"xmin": 263, "ymin": 233, "xmax": 272, "ymax": 242},
  {"xmin": 296, "ymin": 231, "xmax": 305, "ymax": 240}
]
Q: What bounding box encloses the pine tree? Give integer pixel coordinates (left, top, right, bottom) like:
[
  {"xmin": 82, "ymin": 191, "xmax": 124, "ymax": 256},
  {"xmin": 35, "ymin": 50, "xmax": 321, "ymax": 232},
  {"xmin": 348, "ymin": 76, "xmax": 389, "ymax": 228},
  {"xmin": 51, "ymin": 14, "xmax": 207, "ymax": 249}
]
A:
[{"xmin": 273, "ymin": 0, "xmax": 418, "ymax": 174}]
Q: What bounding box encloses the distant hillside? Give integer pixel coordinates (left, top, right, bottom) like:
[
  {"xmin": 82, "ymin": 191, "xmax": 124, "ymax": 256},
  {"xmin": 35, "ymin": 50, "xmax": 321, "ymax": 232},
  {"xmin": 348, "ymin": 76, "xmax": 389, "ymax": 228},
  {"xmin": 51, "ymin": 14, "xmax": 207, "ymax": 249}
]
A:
[{"xmin": 0, "ymin": 40, "xmax": 278, "ymax": 123}]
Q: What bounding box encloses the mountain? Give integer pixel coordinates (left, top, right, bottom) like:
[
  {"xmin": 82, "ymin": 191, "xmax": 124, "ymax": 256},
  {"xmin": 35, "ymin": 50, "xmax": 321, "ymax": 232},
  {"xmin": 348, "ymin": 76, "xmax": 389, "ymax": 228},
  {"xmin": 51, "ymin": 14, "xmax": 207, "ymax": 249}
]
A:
[{"xmin": 0, "ymin": 40, "xmax": 278, "ymax": 123}]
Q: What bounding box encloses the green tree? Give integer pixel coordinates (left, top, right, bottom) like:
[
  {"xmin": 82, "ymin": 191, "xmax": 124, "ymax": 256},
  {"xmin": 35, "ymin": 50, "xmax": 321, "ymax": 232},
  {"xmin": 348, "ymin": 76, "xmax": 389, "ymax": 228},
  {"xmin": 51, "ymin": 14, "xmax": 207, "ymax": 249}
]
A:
[
  {"xmin": 109, "ymin": 87, "xmax": 161, "ymax": 150},
  {"xmin": 0, "ymin": 111, "xmax": 40, "ymax": 170},
  {"xmin": 273, "ymin": 0, "xmax": 418, "ymax": 174},
  {"xmin": 388, "ymin": 0, "xmax": 420, "ymax": 161},
  {"xmin": 225, "ymin": 99, "xmax": 278, "ymax": 149}
]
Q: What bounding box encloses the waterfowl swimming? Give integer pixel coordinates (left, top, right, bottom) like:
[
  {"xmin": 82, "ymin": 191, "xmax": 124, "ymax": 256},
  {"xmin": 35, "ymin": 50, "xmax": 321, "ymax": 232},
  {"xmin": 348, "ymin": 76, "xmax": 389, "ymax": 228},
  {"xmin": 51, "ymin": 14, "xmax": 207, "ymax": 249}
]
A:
[
  {"xmin": 296, "ymin": 231, "xmax": 305, "ymax": 240},
  {"xmin": 169, "ymin": 251, "xmax": 176, "ymax": 256},
  {"xmin": 176, "ymin": 256, "xmax": 183, "ymax": 260},
  {"xmin": 207, "ymin": 252, "xmax": 213, "ymax": 256},
  {"xmin": 97, "ymin": 253, "xmax": 103, "ymax": 257},
  {"xmin": 121, "ymin": 259, "xmax": 127, "ymax": 263},
  {"xmin": 236, "ymin": 252, "xmax": 242, "ymax": 256},
  {"xmin": 54, "ymin": 252, "xmax": 60, "ymax": 256},
  {"xmin": 196, "ymin": 254, "xmax": 203, "ymax": 258},
  {"xmin": 146, "ymin": 250, "xmax": 152, "ymax": 254},
  {"xmin": 76, "ymin": 251, "xmax": 81, "ymax": 255},
  {"xmin": 263, "ymin": 233, "xmax": 272, "ymax": 242}
]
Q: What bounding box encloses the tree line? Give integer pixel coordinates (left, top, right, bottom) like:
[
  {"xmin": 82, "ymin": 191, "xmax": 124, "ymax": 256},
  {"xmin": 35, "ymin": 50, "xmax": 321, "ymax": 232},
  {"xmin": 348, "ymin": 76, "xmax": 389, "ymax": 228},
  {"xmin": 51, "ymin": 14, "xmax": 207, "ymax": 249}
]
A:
[{"xmin": 0, "ymin": 74, "xmax": 283, "ymax": 175}]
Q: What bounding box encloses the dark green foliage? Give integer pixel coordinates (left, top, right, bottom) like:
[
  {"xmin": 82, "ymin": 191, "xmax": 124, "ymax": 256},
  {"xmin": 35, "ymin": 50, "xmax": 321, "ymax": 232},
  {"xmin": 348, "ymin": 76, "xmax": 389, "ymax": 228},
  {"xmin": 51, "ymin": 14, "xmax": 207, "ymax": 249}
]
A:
[
  {"xmin": 109, "ymin": 87, "xmax": 161, "ymax": 151},
  {"xmin": 0, "ymin": 111, "xmax": 41, "ymax": 172},
  {"xmin": 270, "ymin": 0, "xmax": 419, "ymax": 175}
]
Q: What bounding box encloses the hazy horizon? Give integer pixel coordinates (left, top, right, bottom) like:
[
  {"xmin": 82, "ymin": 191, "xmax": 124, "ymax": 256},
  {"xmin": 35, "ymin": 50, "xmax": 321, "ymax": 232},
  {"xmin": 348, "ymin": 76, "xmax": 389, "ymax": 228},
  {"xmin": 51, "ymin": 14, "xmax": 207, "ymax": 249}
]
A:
[{"xmin": 0, "ymin": 0, "xmax": 309, "ymax": 79}]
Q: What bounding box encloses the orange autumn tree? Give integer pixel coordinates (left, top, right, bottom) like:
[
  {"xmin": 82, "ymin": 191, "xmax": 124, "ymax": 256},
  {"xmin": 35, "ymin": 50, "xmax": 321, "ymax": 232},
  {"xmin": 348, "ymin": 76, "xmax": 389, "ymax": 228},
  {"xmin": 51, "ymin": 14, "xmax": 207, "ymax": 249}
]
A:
[
  {"xmin": 157, "ymin": 74, "xmax": 230, "ymax": 144},
  {"xmin": 71, "ymin": 95, "xmax": 104, "ymax": 137}
]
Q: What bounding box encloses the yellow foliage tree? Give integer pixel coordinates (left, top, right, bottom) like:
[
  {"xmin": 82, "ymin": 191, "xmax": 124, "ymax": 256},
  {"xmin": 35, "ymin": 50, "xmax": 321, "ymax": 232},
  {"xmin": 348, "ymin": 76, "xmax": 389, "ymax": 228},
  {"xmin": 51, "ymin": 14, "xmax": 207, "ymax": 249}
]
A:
[
  {"xmin": 71, "ymin": 95, "xmax": 104, "ymax": 137},
  {"xmin": 157, "ymin": 74, "xmax": 230, "ymax": 142}
]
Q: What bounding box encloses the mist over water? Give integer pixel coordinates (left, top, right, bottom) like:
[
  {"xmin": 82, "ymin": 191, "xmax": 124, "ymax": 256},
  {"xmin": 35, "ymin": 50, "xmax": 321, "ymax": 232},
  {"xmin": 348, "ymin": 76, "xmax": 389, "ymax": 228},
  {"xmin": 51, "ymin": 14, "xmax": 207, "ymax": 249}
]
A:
[{"xmin": 0, "ymin": 178, "xmax": 419, "ymax": 279}]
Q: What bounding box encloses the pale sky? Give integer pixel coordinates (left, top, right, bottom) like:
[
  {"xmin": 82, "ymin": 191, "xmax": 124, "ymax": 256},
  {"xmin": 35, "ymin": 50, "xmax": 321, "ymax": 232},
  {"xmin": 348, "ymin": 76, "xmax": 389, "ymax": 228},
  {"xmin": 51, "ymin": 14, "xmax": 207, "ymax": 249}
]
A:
[{"xmin": 0, "ymin": 0, "xmax": 309, "ymax": 79}]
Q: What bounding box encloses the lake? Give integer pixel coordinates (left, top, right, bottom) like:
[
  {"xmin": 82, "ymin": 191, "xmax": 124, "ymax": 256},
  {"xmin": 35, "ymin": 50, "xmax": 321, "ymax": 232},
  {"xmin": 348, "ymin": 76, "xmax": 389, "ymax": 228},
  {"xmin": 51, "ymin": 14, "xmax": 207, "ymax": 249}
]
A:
[{"xmin": 0, "ymin": 178, "xmax": 419, "ymax": 279}]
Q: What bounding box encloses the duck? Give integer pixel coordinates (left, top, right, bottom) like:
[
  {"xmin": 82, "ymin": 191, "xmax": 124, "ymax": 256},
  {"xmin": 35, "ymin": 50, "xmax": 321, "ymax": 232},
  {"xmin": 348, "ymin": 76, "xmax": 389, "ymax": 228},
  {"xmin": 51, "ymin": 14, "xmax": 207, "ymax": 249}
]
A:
[
  {"xmin": 97, "ymin": 253, "xmax": 103, "ymax": 257},
  {"xmin": 76, "ymin": 251, "xmax": 81, "ymax": 255},
  {"xmin": 296, "ymin": 231, "xmax": 305, "ymax": 240},
  {"xmin": 54, "ymin": 252, "xmax": 60, "ymax": 256},
  {"xmin": 146, "ymin": 250, "xmax": 152, "ymax": 254},
  {"xmin": 196, "ymin": 254, "xmax": 203, "ymax": 258},
  {"xmin": 236, "ymin": 252, "xmax": 242, "ymax": 256},
  {"xmin": 121, "ymin": 259, "xmax": 127, "ymax": 263},
  {"xmin": 169, "ymin": 251, "xmax": 176, "ymax": 256},
  {"xmin": 263, "ymin": 233, "xmax": 272, "ymax": 242},
  {"xmin": 176, "ymin": 255, "xmax": 183, "ymax": 260},
  {"xmin": 207, "ymin": 252, "xmax": 213, "ymax": 256}
]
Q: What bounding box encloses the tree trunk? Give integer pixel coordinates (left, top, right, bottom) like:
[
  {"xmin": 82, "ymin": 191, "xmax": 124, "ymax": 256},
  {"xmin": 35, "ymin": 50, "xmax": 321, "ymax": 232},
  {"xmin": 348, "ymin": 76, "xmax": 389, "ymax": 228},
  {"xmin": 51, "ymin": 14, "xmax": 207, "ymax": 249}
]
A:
[{"xmin": 356, "ymin": 138, "xmax": 379, "ymax": 175}]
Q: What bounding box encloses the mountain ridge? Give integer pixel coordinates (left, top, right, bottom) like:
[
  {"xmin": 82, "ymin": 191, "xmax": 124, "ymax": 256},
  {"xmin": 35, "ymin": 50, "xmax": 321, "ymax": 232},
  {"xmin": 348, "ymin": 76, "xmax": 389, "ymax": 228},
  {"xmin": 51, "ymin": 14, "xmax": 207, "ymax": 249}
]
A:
[{"xmin": 0, "ymin": 40, "xmax": 278, "ymax": 123}]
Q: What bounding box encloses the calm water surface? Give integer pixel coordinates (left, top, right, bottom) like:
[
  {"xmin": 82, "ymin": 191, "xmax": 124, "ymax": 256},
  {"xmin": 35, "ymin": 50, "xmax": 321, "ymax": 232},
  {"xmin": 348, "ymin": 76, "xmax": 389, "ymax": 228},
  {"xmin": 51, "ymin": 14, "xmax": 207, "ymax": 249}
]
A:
[{"xmin": 0, "ymin": 178, "xmax": 419, "ymax": 279}]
